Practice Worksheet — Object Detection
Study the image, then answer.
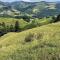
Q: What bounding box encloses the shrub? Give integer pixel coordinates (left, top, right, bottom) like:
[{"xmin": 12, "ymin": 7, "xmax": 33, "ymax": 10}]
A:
[
  {"xmin": 55, "ymin": 14, "xmax": 60, "ymax": 22},
  {"xmin": 34, "ymin": 33, "xmax": 43, "ymax": 40},
  {"xmin": 25, "ymin": 33, "xmax": 34, "ymax": 42},
  {"xmin": 25, "ymin": 33, "xmax": 42, "ymax": 42},
  {"xmin": 10, "ymin": 24, "xmax": 15, "ymax": 32}
]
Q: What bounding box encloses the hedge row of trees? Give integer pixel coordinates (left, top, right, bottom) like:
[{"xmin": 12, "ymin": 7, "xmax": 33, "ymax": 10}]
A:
[
  {"xmin": 0, "ymin": 21, "xmax": 20, "ymax": 36},
  {"xmin": 0, "ymin": 14, "xmax": 60, "ymax": 36}
]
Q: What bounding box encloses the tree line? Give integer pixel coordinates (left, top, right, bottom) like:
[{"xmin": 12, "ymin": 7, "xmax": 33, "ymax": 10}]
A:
[
  {"xmin": 0, "ymin": 14, "xmax": 60, "ymax": 36},
  {"xmin": 0, "ymin": 21, "xmax": 20, "ymax": 36}
]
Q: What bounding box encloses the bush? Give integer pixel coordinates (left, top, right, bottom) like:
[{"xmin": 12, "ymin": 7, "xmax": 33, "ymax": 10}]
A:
[
  {"xmin": 25, "ymin": 33, "xmax": 34, "ymax": 42},
  {"xmin": 25, "ymin": 20, "xmax": 40, "ymax": 29},
  {"xmin": 25, "ymin": 33, "xmax": 42, "ymax": 42},
  {"xmin": 10, "ymin": 24, "xmax": 15, "ymax": 32},
  {"xmin": 55, "ymin": 14, "xmax": 60, "ymax": 22}
]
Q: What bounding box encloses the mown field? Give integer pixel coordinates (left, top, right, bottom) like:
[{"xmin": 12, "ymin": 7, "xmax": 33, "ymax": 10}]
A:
[{"xmin": 0, "ymin": 22, "xmax": 60, "ymax": 60}]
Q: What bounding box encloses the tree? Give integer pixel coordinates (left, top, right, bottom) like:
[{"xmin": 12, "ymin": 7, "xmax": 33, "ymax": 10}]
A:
[
  {"xmin": 2, "ymin": 22, "xmax": 5, "ymax": 27},
  {"xmin": 2, "ymin": 22, "xmax": 6, "ymax": 34},
  {"xmin": 0, "ymin": 26, "xmax": 4, "ymax": 36},
  {"xmin": 15, "ymin": 21, "xmax": 20, "ymax": 32},
  {"xmin": 10, "ymin": 24, "xmax": 14, "ymax": 32},
  {"xmin": 6, "ymin": 25, "xmax": 10, "ymax": 33},
  {"xmin": 51, "ymin": 16, "xmax": 56, "ymax": 23},
  {"xmin": 21, "ymin": 15, "xmax": 31, "ymax": 22},
  {"xmin": 55, "ymin": 14, "xmax": 60, "ymax": 22}
]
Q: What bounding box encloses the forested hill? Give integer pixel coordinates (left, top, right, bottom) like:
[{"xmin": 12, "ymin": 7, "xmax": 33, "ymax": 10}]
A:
[{"xmin": 0, "ymin": 1, "xmax": 60, "ymax": 17}]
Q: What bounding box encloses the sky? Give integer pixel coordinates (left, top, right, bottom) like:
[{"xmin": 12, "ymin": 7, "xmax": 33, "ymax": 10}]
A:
[{"xmin": 0, "ymin": 0, "xmax": 60, "ymax": 2}]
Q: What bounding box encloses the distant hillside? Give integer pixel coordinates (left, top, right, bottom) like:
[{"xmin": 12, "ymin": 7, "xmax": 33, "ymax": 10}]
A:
[
  {"xmin": 0, "ymin": 1, "xmax": 60, "ymax": 17},
  {"xmin": 0, "ymin": 22, "xmax": 60, "ymax": 60}
]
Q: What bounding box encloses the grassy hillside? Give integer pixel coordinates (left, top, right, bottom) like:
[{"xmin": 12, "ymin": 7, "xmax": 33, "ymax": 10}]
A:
[
  {"xmin": 0, "ymin": 17, "xmax": 28, "ymax": 29},
  {"xmin": 0, "ymin": 17, "xmax": 53, "ymax": 30},
  {"xmin": 0, "ymin": 22, "xmax": 60, "ymax": 60}
]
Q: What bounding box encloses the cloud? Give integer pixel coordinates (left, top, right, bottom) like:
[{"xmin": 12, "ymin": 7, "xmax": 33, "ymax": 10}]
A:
[
  {"xmin": 0, "ymin": 0, "xmax": 21, "ymax": 2},
  {"xmin": 22, "ymin": 0, "xmax": 40, "ymax": 2},
  {"xmin": 30, "ymin": 0, "xmax": 40, "ymax": 2},
  {"xmin": 22, "ymin": 0, "xmax": 30, "ymax": 2},
  {"xmin": 1, "ymin": 0, "xmax": 60, "ymax": 2},
  {"xmin": 0, "ymin": 0, "xmax": 42, "ymax": 2}
]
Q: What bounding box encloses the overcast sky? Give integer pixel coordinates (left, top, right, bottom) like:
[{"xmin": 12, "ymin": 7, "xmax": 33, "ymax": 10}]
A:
[{"xmin": 0, "ymin": 0, "xmax": 60, "ymax": 2}]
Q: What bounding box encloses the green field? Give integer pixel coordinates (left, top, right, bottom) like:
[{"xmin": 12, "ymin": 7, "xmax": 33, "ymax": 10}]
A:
[
  {"xmin": 0, "ymin": 17, "xmax": 52, "ymax": 30},
  {"xmin": 0, "ymin": 22, "xmax": 60, "ymax": 60},
  {"xmin": 0, "ymin": 17, "xmax": 28, "ymax": 30}
]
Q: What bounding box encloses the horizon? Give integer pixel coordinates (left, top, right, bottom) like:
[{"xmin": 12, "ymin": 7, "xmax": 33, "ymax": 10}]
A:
[{"xmin": 0, "ymin": 0, "xmax": 60, "ymax": 2}]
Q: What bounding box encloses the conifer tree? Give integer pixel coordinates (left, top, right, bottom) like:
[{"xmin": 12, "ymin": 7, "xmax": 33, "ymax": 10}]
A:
[{"xmin": 15, "ymin": 21, "xmax": 20, "ymax": 32}]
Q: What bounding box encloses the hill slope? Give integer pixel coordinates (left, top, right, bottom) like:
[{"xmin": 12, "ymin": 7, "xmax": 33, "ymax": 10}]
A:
[
  {"xmin": 0, "ymin": 1, "xmax": 60, "ymax": 17},
  {"xmin": 0, "ymin": 22, "xmax": 60, "ymax": 60}
]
